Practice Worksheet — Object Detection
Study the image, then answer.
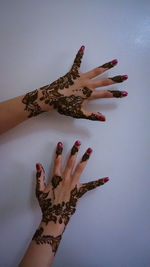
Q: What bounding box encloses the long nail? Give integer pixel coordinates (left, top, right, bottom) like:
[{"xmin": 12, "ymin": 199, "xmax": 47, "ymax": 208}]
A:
[
  {"xmin": 36, "ymin": 163, "xmax": 40, "ymax": 171},
  {"xmin": 87, "ymin": 148, "xmax": 93, "ymax": 154},
  {"xmin": 80, "ymin": 45, "xmax": 85, "ymax": 51},
  {"xmin": 104, "ymin": 177, "xmax": 109, "ymax": 183},
  {"xmin": 97, "ymin": 113, "xmax": 106, "ymax": 121},
  {"xmin": 121, "ymin": 91, "xmax": 128, "ymax": 97},
  {"xmin": 75, "ymin": 140, "xmax": 81, "ymax": 146}
]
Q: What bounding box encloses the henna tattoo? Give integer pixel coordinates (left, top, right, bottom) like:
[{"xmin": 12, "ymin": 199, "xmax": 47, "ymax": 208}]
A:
[
  {"xmin": 37, "ymin": 48, "xmax": 101, "ymax": 121},
  {"xmin": 22, "ymin": 89, "xmax": 45, "ymax": 118},
  {"xmin": 56, "ymin": 144, "xmax": 63, "ymax": 158},
  {"xmin": 36, "ymin": 177, "xmax": 105, "ymax": 227},
  {"xmin": 82, "ymin": 87, "xmax": 92, "ymax": 97},
  {"xmin": 51, "ymin": 175, "xmax": 62, "ymax": 190},
  {"xmin": 109, "ymin": 75, "xmax": 124, "ymax": 83},
  {"xmin": 71, "ymin": 145, "xmax": 78, "ymax": 156},
  {"xmin": 32, "ymin": 227, "xmax": 62, "ymax": 255},
  {"xmin": 99, "ymin": 61, "xmax": 115, "ymax": 69},
  {"xmin": 108, "ymin": 90, "xmax": 122, "ymax": 98},
  {"xmin": 81, "ymin": 152, "xmax": 90, "ymax": 162}
]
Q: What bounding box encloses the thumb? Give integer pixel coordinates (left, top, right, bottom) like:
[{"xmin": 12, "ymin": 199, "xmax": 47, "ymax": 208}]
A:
[
  {"xmin": 77, "ymin": 177, "xmax": 109, "ymax": 198},
  {"xmin": 81, "ymin": 109, "xmax": 106, "ymax": 122}
]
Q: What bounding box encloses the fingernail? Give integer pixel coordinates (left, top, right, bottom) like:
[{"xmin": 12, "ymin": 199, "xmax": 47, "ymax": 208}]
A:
[
  {"xmin": 36, "ymin": 163, "xmax": 40, "ymax": 171},
  {"xmin": 75, "ymin": 140, "xmax": 81, "ymax": 146},
  {"xmin": 80, "ymin": 45, "xmax": 85, "ymax": 51},
  {"xmin": 111, "ymin": 59, "xmax": 118, "ymax": 65},
  {"xmin": 121, "ymin": 91, "xmax": 128, "ymax": 97},
  {"xmin": 122, "ymin": 75, "xmax": 128, "ymax": 81},
  {"xmin": 87, "ymin": 148, "xmax": 92, "ymax": 155},
  {"xmin": 57, "ymin": 142, "xmax": 63, "ymax": 147},
  {"xmin": 98, "ymin": 113, "xmax": 106, "ymax": 121},
  {"xmin": 104, "ymin": 177, "xmax": 109, "ymax": 183}
]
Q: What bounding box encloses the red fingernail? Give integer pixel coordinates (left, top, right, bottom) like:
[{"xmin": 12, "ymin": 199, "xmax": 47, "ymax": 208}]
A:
[
  {"xmin": 112, "ymin": 59, "xmax": 118, "ymax": 65},
  {"xmin": 57, "ymin": 142, "xmax": 63, "ymax": 147},
  {"xmin": 75, "ymin": 140, "xmax": 81, "ymax": 146},
  {"xmin": 122, "ymin": 75, "xmax": 128, "ymax": 81},
  {"xmin": 36, "ymin": 163, "xmax": 40, "ymax": 171},
  {"xmin": 98, "ymin": 113, "xmax": 106, "ymax": 121},
  {"xmin": 87, "ymin": 148, "xmax": 92, "ymax": 154},
  {"xmin": 104, "ymin": 177, "xmax": 109, "ymax": 183},
  {"xmin": 80, "ymin": 45, "xmax": 85, "ymax": 51},
  {"xmin": 121, "ymin": 91, "xmax": 128, "ymax": 97}
]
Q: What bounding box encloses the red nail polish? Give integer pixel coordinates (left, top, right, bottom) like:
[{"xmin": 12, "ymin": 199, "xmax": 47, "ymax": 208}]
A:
[
  {"xmin": 87, "ymin": 148, "xmax": 92, "ymax": 154},
  {"xmin": 104, "ymin": 177, "xmax": 109, "ymax": 183},
  {"xmin": 75, "ymin": 140, "xmax": 81, "ymax": 146},
  {"xmin": 57, "ymin": 142, "xmax": 63, "ymax": 147},
  {"xmin": 36, "ymin": 163, "xmax": 40, "ymax": 171},
  {"xmin": 98, "ymin": 114, "xmax": 106, "ymax": 121},
  {"xmin": 121, "ymin": 91, "xmax": 128, "ymax": 97},
  {"xmin": 112, "ymin": 59, "xmax": 118, "ymax": 65},
  {"xmin": 122, "ymin": 75, "xmax": 128, "ymax": 81},
  {"xmin": 80, "ymin": 45, "xmax": 85, "ymax": 51}
]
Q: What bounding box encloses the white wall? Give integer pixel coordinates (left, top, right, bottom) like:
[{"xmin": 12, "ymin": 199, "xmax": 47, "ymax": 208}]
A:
[{"xmin": 0, "ymin": 1, "xmax": 150, "ymax": 266}]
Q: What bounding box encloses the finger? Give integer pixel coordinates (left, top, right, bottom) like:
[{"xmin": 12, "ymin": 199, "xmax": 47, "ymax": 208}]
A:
[
  {"xmin": 77, "ymin": 177, "xmax": 109, "ymax": 198},
  {"xmin": 73, "ymin": 148, "xmax": 93, "ymax": 182},
  {"xmin": 84, "ymin": 59, "xmax": 118, "ymax": 79},
  {"xmin": 54, "ymin": 142, "xmax": 63, "ymax": 176},
  {"xmin": 90, "ymin": 89, "xmax": 128, "ymax": 100},
  {"xmin": 71, "ymin": 45, "xmax": 85, "ymax": 72},
  {"xmin": 36, "ymin": 163, "xmax": 46, "ymax": 193},
  {"xmin": 89, "ymin": 75, "xmax": 128, "ymax": 89},
  {"xmin": 80, "ymin": 108, "xmax": 106, "ymax": 122},
  {"xmin": 63, "ymin": 140, "xmax": 81, "ymax": 178}
]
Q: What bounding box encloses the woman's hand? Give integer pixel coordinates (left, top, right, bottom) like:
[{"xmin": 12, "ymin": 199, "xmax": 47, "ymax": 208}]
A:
[
  {"xmin": 33, "ymin": 141, "xmax": 109, "ymax": 254},
  {"xmin": 22, "ymin": 46, "xmax": 128, "ymax": 121}
]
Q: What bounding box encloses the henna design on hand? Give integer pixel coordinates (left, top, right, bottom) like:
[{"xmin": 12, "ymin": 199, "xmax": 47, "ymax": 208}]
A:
[
  {"xmin": 99, "ymin": 59, "xmax": 118, "ymax": 69},
  {"xmin": 22, "ymin": 89, "xmax": 45, "ymax": 117},
  {"xmin": 109, "ymin": 75, "xmax": 125, "ymax": 83},
  {"xmin": 37, "ymin": 47, "xmax": 101, "ymax": 121},
  {"xmin": 56, "ymin": 143, "xmax": 63, "ymax": 158},
  {"xmin": 36, "ymin": 177, "xmax": 106, "ymax": 227},
  {"xmin": 108, "ymin": 90, "xmax": 122, "ymax": 98},
  {"xmin": 32, "ymin": 227, "xmax": 62, "ymax": 255},
  {"xmin": 71, "ymin": 145, "xmax": 79, "ymax": 156}
]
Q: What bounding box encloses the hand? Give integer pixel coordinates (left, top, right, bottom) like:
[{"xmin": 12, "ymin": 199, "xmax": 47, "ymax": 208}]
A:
[
  {"xmin": 23, "ymin": 46, "xmax": 128, "ymax": 120},
  {"xmin": 35, "ymin": 141, "xmax": 109, "ymax": 228}
]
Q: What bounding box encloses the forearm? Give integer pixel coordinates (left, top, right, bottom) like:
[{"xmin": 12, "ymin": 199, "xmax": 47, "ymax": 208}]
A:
[
  {"xmin": 19, "ymin": 220, "xmax": 65, "ymax": 267},
  {"xmin": 0, "ymin": 86, "xmax": 51, "ymax": 135}
]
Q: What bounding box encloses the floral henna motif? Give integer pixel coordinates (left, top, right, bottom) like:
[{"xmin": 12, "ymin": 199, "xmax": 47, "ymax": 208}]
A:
[
  {"xmin": 32, "ymin": 227, "xmax": 62, "ymax": 255},
  {"xmin": 36, "ymin": 175, "xmax": 104, "ymax": 227},
  {"xmin": 51, "ymin": 175, "xmax": 62, "ymax": 189},
  {"xmin": 22, "ymin": 89, "xmax": 45, "ymax": 118}
]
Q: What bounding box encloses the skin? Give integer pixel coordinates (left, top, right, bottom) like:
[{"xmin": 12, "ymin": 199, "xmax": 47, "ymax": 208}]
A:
[
  {"xmin": 19, "ymin": 141, "xmax": 109, "ymax": 267},
  {"xmin": 0, "ymin": 46, "xmax": 128, "ymax": 135}
]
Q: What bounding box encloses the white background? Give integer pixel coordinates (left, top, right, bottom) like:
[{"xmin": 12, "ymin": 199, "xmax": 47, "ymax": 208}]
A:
[{"xmin": 0, "ymin": 0, "xmax": 150, "ymax": 266}]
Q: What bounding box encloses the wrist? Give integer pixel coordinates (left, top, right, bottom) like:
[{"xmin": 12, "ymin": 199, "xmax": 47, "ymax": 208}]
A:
[
  {"xmin": 39, "ymin": 220, "xmax": 66, "ymax": 236},
  {"xmin": 37, "ymin": 88, "xmax": 52, "ymax": 112}
]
